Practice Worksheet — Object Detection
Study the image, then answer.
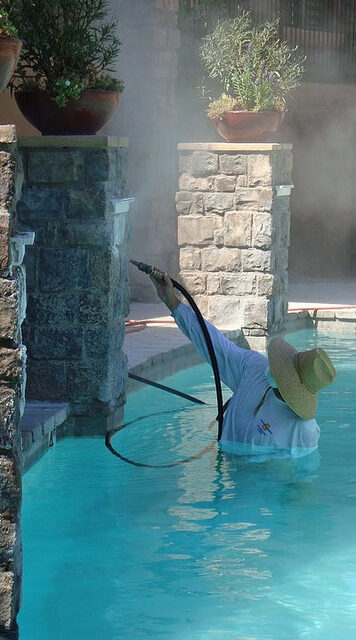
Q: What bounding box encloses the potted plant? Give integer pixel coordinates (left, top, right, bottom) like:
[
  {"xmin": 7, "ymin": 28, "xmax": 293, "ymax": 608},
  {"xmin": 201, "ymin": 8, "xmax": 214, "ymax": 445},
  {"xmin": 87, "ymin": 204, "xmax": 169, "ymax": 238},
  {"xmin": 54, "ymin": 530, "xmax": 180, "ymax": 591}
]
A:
[
  {"xmin": 200, "ymin": 11, "xmax": 305, "ymax": 142},
  {"xmin": 9, "ymin": 0, "xmax": 124, "ymax": 135},
  {"xmin": 0, "ymin": 3, "xmax": 21, "ymax": 93}
]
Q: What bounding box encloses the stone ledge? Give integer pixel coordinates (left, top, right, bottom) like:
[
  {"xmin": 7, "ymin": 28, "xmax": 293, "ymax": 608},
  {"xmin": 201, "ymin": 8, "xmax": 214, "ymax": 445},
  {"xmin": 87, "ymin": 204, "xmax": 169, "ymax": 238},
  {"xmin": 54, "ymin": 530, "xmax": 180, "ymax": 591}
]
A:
[
  {"xmin": 19, "ymin": 135, "xmax": 129, "ymax": 149},
  {"xmin": 177, "ymin": 142, "xmax": 292, "ymax": 152},
  {"xmin": 21, "ymin": 400, "xmax": 70, "ymax": 471}
]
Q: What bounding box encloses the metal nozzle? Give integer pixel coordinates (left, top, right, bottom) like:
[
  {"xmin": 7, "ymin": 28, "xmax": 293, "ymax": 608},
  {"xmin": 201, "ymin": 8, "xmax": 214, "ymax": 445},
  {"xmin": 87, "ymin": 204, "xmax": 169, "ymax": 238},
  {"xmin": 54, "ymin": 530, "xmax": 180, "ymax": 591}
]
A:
[{"xmin": 129, "ymin": 259, "xmax": 165, "ymax": 280}]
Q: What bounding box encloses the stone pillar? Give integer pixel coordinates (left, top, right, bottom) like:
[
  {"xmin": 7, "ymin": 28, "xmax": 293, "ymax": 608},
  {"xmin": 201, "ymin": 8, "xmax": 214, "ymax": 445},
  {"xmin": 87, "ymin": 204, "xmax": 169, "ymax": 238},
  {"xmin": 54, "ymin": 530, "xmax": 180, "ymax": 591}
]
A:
[
  {"xmin": 18, "ymin": 136, "xmax": 130, "ymax": 434},
  {"xmin": 176, "ymin": 143, "xmax": 293, "ymax": 349},
  {"xmin": 0, "ymin": 125, "xmax": 26, "ymax": 639}
]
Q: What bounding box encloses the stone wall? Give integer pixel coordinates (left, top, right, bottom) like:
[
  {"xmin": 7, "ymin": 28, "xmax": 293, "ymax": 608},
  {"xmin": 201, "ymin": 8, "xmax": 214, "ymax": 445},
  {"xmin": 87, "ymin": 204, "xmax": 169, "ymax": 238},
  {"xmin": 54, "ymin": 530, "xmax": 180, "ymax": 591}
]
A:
[
  {"xmin": 18, "ymin": 136, "xmax": 130, "ymax": 434},
  {"xmin": 176, "ymin": 143, "xmax": 293, "ymax": 349},
  {"xmin": 107, "ymin": 0, "xmax": 180, "ymax": 300},
  {"xmin": 0, "ymin": 125, "xmax": 25, "ymax": 639}
]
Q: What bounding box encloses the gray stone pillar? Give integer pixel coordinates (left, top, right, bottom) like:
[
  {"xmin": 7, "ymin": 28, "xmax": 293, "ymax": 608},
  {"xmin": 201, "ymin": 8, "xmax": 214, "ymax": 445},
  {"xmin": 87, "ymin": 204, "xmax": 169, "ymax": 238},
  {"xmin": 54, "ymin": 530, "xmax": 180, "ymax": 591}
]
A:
[
  {"xmin": 18, "ymin": 136, "xmax": 130, "ymax": 434},
  {"xmin": 0, "ymin": 125, "xmax": 26, "ymax": 639},
  {"xmin": 176, "ymin": 142, "xmax": 293, "ymax": 350}
]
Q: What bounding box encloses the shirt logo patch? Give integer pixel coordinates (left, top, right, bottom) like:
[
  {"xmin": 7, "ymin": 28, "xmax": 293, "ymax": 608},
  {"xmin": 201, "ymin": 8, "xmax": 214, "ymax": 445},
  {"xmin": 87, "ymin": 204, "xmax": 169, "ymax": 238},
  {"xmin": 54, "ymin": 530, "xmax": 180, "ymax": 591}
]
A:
[{"xmin": 257, "ymin": 419, "xmax": 273, "ymax": 436}]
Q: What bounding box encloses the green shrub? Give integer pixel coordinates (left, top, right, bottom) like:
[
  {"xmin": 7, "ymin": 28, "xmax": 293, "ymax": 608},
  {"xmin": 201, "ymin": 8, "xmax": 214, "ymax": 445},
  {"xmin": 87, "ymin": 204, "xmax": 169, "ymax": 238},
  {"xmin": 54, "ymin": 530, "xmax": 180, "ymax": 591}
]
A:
[
  {"xmin": 9, "ymin": 0, "xmax": 123, "ymax": 106},
  {"xmin": 200, "ymin": 10, "xmax": 305, "ymax": 115},
  {"xmin": 0, "ymin": 2, "xmax": 18, "ymax": 36}
]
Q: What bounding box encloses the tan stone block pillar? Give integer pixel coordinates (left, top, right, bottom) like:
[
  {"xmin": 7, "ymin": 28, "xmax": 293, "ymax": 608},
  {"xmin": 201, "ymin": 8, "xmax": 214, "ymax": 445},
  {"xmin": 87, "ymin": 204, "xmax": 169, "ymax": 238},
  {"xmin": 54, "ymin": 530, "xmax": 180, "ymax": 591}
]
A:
[{"xmin": 176, "ymin": 142, "xmax": 293, "ymax": 350}]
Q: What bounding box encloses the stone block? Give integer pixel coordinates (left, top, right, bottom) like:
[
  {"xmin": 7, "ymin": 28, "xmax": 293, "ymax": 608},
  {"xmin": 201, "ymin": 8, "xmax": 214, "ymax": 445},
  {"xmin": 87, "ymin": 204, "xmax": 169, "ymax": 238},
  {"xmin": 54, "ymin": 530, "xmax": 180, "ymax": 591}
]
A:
[
  {"xmin": 214, "ymin": 227, "xmax": 224, "ymax": 247},
  {"xmin": 213, "ymin": 175, "xmax": 237, "ymax": 192},
  {"xmin": 242, "ymin": 249, "xmax": 271, "ymax": 272},
  {"xmin": 55, "ymin": 220, "xmax": 111, "ymax": 248},
  {"xmin": 190, "ymin": 152, "xmax": 219, "ymax": 176},
  {"xmin": 0, "ymin": 454, "xmax": 21, "ymax": 515},
  {"xmin": 235, "ymin": 188, "xmax": 273, "ymax": 212},
  {"xmin": 23, "ymin": 248, "xmax": 37, "ymax": 293},
  {"xmin": 179, "ymin": 248, "xmax": 201, "ymax": 270},
  {"xmin": 79, "ymin": 293, "xmax": 111, "ymax": 324},
  {"xmin": 89, "ymin": 248, "xmax": 120, "ymax": 293},
  {"xmin": 17, "ymin": 186, "xmax": 68, "ymax": 221},
  {"xmin": 66, "ymin": 185, "xmax": 108, "ymax": 219},
  {"xmin": 0, "ymin": 521, "xmax": 17, "ymax": 562},
  {"xmin": 206, "ymin": 274, "xmax": 221, "ymax": 295},
  {"xmin": 66, "ymin": 361, "xmax": 107, "ymax": 401},
  {"xmin": 224, "ymin": 211, "xmax": 252, "ymax": 248},
  {"xmin": 0, "ymin": 125, "xmax": 17, "ymax": 144},
  {"xmin": 242, "ymin": 297, "xmax": 268, "ymax": 329},
  {"xmin": 39, "ymin": 248, "xmax": 89, "ymax": 292},
  {"xmin": 0, "ymin": 278, "xmax": 18, "ymax": 341},
  {"xmin": 0, "ymin": 348, "xmax": 22, "ymax": 382},
  {"xmin": 26, "ymin": 327, "xmax": 83, "ymax": 360},
  {"xmin": 248, "ymin": 154, "xmax": 272, "ymax": 187},
  {"xmin": 0, "ymin": 152, "xmax": 15, "ymax": 208},
  {"xmin": 208, "ymin": 295, "xmax": 242, "ymax": 328},
  {"xmin": 27, "ymin": 150, "xmax": 84, "ymax": 184},
  {"xmin": 178, "ymin": 216, "xmax": 222, "ymax": 246},
  {"xmin": 85, "ymin": 150, "xmax": 113, "ymax": 182},
  {"xmin": 175, "ymin": 191, "xmax": 204, "ymax": 215},
  {"xmin": 0, "ymin": 211, "xmax": 11, "ymax": 272},
  {"xmin": 26, "ymin": 293, "xmax": 79, "ymax": 326},
  {"xmin": 0, "ymin": 386, "xmax": 19, "ymax": 450},
  {"xmin": 252, "ymin": 213, "xmax": 274, "ymax": 249},
  {"xmin": 219, "ymin": 273, "xmax": 257, "ymax": 296},
  {"xmin": 179, "ymin": 173, "xmax": 213, "ymax": 192},
  {"xmin": 256, "ymin": 274, "xmax": 276, "ymax": 296},
  {"xmin": 84, "ymin": 324, "xmax": 125, "ymax": 360},
  {"xmin": 200, "ymin": 247, "xmax": 241, "ymax": 271},
  {"xmin": 26, "ymin": 360, "xmax": 67, "ymax": 401},
  {"xmin": 191, "ymin": 295, "xmax": 209, "ymax": 317},
  {"xmin": 219, "ymin": 154, "xmax": 247, "ymax": 175},
  {"xmin": 204, "ymin": 192, "xmax": 234, "ymax": 215},
  {"xmin": 180, "ymin": 272, "xmax": 206, "ymax": 295}
]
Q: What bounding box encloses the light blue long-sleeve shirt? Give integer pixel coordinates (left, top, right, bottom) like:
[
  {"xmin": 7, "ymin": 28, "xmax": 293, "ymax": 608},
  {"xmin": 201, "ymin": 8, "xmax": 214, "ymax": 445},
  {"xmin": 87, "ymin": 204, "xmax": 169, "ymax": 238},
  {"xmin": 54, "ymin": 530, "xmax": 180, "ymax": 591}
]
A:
[{"xmin": 172, "ymin": 303, "xmax": 320, "ymax": 460}]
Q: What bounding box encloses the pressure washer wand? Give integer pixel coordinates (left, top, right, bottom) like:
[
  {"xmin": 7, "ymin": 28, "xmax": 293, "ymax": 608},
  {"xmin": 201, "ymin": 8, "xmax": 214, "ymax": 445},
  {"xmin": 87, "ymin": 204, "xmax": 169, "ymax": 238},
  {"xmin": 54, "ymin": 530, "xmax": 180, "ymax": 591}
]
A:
[
  {"xmin": 129, "ymin": 259, "xmax": 225, "ymax": 441},
  {"xmin": 129, "ymin": 259, "xmax": 165, "ymax": 280}
]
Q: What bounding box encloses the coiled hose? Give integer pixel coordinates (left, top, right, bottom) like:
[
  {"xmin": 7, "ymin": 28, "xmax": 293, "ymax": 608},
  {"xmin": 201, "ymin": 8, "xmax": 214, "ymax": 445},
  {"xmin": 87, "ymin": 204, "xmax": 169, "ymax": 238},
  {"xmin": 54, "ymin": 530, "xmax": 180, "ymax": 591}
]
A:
[{"xmin": 105, "ymin": 261, "xmax": 225, "ymax": 468}]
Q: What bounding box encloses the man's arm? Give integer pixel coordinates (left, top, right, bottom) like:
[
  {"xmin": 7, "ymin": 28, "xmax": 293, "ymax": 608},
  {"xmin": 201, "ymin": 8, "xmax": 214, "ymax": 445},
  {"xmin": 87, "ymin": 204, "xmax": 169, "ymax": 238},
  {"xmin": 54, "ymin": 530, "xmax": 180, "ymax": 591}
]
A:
[{"xmin": 150, "ymin": 271, "xmax": 253, "ymax": 391}]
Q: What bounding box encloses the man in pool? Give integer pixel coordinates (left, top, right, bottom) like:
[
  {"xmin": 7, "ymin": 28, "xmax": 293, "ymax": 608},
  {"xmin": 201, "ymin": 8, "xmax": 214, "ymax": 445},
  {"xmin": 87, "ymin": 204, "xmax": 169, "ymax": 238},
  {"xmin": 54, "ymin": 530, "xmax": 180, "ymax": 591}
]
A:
[{"xmin": 150, "ymin": 270, "xmax": 336, "ymax": 460}]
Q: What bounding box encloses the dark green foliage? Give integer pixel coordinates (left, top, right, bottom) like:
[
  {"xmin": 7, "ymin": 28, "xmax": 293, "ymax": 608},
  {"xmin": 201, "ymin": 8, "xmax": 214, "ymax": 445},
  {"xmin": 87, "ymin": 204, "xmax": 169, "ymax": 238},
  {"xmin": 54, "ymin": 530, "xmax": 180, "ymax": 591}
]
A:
[
  {"xmin": 8, "ymin": 0, "xmax": 122, "ymax": 105},
  {"xmin": 0, "ymin": 1, "xmax": 18, "ymax": 36}
]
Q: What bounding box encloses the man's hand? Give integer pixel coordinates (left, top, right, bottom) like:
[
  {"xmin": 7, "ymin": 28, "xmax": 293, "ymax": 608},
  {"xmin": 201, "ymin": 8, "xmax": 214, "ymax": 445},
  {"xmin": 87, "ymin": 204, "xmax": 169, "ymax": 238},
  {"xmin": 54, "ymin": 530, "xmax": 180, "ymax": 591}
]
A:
[{"xmin": 150, "ymin": 269, "xmax": 180, "ymax": 311}]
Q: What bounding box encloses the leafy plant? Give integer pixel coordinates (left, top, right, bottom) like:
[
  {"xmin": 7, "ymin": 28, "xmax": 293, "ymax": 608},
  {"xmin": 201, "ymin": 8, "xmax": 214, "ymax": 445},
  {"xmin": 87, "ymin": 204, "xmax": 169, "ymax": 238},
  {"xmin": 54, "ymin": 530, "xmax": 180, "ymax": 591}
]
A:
[
  {"xmin": 0, "ymin": 2, "xmax": 17, "ymax": 36},
  {"xmin": 200, "ymin": 10, "xmax": 305, "ymax": 115},
  {"xmin": 8, "ymin": 0, "xmax": 123, "ymax": 106}
]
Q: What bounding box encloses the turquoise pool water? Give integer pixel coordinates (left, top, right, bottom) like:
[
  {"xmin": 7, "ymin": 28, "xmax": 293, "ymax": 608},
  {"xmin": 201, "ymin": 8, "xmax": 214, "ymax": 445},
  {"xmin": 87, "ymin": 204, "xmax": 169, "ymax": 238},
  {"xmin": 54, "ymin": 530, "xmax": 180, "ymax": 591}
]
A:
[{"xmin": 19, "ymin": 329, "xmax": 356, "ymax": 640}]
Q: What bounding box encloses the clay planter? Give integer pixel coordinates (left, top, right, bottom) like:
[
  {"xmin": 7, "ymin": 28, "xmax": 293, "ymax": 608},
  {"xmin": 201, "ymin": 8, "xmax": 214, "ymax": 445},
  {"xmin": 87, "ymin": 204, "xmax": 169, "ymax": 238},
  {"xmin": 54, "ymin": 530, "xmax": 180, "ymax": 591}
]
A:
[
  {"xmin": 14, "ymin": 89, "xmax": 121, "ymax": 135},
  {"xmin": 0, "ymin": 37, "xmax": 22, "ymax": 93},
  {"xmin": 211, "ymin": 110, "xmax": 285, "ymax": 143}
]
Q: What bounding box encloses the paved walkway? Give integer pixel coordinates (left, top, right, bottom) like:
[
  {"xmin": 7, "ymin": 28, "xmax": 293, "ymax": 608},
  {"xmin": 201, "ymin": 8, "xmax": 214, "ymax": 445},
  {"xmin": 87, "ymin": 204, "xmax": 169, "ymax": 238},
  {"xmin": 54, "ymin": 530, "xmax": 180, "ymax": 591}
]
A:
[{"xmin": 125, "ymin": 281, "xmax": 356, "ymax": 372}]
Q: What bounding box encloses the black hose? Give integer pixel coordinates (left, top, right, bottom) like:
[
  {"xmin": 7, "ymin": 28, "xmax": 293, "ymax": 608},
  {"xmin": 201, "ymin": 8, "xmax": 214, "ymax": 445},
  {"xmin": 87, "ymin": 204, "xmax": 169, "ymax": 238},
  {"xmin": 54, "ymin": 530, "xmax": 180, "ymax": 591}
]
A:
[
  {"xmin": 170, "ymin": 278, "xmax": 224, "ymax": 440},
  {"xmin": 105, "ymin": 262, "xmax": 226, "ymax": 468}
]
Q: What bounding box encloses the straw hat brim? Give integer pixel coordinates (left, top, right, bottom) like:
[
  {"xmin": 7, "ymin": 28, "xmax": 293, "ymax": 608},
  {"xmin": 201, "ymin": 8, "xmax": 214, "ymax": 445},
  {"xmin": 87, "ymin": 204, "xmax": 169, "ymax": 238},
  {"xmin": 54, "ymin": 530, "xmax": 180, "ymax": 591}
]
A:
[{"xmin": 267, "ymin": 338, "xmax": 317, "ymax": 420}]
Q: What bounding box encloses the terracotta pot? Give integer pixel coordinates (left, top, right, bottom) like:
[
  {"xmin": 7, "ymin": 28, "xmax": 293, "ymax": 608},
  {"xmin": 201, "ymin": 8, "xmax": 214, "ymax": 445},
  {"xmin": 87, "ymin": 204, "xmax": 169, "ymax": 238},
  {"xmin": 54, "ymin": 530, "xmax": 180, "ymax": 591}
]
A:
[
  {"xmin": 14, "ymin": 89, "xmax": 121, "ymax": 135},
  {"xmin": 211, "ymin": 111, "xmax": 285, "ymax": 143},
  {"xmin": 0, "ymin": 37, "xmax": 22, "ymax": 93}
]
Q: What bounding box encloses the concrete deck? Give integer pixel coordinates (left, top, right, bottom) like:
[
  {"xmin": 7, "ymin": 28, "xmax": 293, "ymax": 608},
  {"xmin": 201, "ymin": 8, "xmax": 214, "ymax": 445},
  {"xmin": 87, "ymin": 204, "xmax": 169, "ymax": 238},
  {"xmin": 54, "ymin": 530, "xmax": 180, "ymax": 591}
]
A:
[{"xmin": 125, "ymin": 280, "xmax": 356, "ymax": 378}]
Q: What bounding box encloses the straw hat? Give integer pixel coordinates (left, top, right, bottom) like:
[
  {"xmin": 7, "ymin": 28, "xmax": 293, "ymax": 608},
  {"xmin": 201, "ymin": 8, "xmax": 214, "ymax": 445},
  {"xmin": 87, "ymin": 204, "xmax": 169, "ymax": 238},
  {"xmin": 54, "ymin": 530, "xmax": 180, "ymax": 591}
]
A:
[{"xmin": 267, "ymin": 338, "xmax": 336, "ymax": 420}]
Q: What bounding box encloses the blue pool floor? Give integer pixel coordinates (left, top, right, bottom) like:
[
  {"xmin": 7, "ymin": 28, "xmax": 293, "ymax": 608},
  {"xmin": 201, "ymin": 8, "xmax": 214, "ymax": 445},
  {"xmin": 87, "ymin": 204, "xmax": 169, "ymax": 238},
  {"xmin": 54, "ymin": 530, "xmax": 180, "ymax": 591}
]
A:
[{"xmin": 19, "ymin": 329, "xmax": 356, "ymax": 640}]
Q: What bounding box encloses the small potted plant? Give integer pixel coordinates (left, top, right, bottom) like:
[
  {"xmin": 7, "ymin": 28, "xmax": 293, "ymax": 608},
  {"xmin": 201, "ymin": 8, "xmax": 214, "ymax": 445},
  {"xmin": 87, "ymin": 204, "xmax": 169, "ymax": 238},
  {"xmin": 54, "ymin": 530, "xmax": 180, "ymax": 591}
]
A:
[
  {"xmin": 0, "ymin": 3, "xmax": 21, "ymax": 93},
  {"xmin": 200, "ymin": 11, "xmax": 305, "ymax": 142},
  {"xmin": 9, "ymin": 0, "xmax": 124, "ymax": 135}
]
